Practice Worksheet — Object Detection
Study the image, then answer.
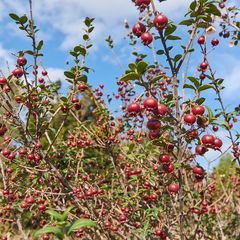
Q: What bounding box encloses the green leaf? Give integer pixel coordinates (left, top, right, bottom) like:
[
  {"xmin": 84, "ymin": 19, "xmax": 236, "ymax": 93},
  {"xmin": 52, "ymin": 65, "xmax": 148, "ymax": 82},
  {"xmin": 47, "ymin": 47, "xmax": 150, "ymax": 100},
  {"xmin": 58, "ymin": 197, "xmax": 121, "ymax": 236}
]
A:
[
  {"xmin": 183, "ymin": 84, "xmax": 195, "ymax": 90},
  {"xmin": 173, "ymin": 54, "xmax": 182, "ymax": 63},
  {"xmin": 60, "ymin": 96, "xmax": 68, "ymax": 102},
  {"xmin": 128, "ymin": 63, "xmax": 136, "ymax": 70},
  {"xmin": 66, "ymin": 219, "xmax": 96, "ymax": 234},
  {"xmin": 151, "ymin": 75, "xmax": 164, "ymax": 84},
  {"xmin": 62, "ymin": 206, "xmax": 74, "ymax": 221},
  {"xmin": 156, "ymin": 50, "xmax": 165, "ymax": 55},
  {"xmin": 166, "ymin": 35, "xmax": 182, "ymax": 40},
  {"xmin": 206, "ymin": 3, "xmax": 221, "ymax": 17},
  {"xmin": 165, "ymin": 24, "xmax": 177, "ymax": 36},
  {"xmin": 34, "ymin": 226, "xmax": 63, "ymax": 239},
  {"xmin": 46, "ymin": 210, "xmax": 64, "ymax": 222},
  {"xmin": 25, "ymin": 50, "xmax": 34, "ymax": 55},
  {"xmin": 64, "ymin": 71, "xmax": 75, "ymax": 79},
  {"xmin": 9, "ymin": 13, "xmax": 20, "ymax": 21},
  {"xmin": 84, "ymin": 17, "xmax": 94, "ymax": 27},
  {"xmin": 189, "ymin": 1, "xmax": 197, "ymax": 11},
  {"xmin": 83, "ymin": 34, "xmax": 89, "ymax": 41},
  {"xmin": 205, "ymin": 105, "xmax": 214, "ymax": 121},
  {"xmin": 19, "ymin": 15, "xmax": 28, "ymax": 24},
  {"xmin": 198, "ymin": 84, "xmax": 214, "ymax": 92},
  {"xmin": 78, "ymin": 75, "xmax": 88, "ymax": 83},
  {"xmin": 120, "ymin": 72, "xmax": 139, "ymax": 81},
  {"xmin": 196, "ymin": 97, "xmax": 206, "ymax": 105},
  {"xmin": 179, "ymin": 19, "xmax": 194, "ymax": 26},
  {"xmin": 188, "ymin": 76, "xmax": 200, "ymax": 88},
  {"xmin": 37, "ymin": 40, "xmax": 44, "ymax": 51},
  {"xmin": 136, "ymin": 61, "xmax": 148, "ymax": 75}
]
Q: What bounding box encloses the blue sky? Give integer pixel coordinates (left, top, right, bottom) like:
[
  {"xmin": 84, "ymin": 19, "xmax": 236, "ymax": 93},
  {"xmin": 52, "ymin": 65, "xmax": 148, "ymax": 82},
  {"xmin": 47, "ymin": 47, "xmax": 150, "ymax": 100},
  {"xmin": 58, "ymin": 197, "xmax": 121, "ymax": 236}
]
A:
[{"xmin": 0, "ymin": 0, "xmax": 239, "ymax": 167}]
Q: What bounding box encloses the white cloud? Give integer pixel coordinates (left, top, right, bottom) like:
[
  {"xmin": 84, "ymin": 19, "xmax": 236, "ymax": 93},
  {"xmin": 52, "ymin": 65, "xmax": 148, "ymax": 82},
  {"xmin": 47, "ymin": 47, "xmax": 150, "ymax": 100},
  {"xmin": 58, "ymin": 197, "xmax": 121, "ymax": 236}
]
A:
[
  {"xmin": 0, "ymin": 44, "xmax": 15, "ymax": 74},
  {"xmin": 0, "ymin": 0, "xmax": 192, "ymax": 50}
]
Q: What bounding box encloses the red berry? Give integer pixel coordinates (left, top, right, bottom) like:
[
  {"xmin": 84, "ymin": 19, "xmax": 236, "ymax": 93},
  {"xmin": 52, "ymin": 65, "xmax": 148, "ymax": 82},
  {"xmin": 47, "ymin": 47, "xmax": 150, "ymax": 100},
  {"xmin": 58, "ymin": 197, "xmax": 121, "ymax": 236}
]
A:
[
  {"xmin": 143, "ymin": 97, "xmax": 158, "ymax": 109},
  {"xmin": 17, "ymin": 56, "xmax": 27, "ymax": 66},
  {"xmin": 219, "ymin": 2, "xmax": 225, "ymax": 9},
  {"xmin": 168, "ymin": 183, "xmax": 180, "ymax": 193},
  {"xmin": 193, "ymin": 166, "xmax": 204, "ymax": 175},
  {"xmin": 157, "ymin": 104, "xmax": 167, "ymax": 115},
  {"xmin": 141, "ymin": 32, "xmax": 153, "ymax": 45},
  {"xmin": 202, "ymin": 134, "xmax": 215, "ymax": 146},
  {"xmin": 132, "ymin": 22, "xmax": 146, "ymax": 37},
  {"xmin": 37, "ymin": 204, "xmax": 46, "ymax": 211},
  {"xmin": 200, "ymin": 62, "xmax": 208, "ymax": 70},
  {"xmin": 184, "ymin": 114, "xmax": 196, "ymax": 124},
  {"xmin": 12, "ymin": 68, "xmax": 24, "ymax": 78},
  {"xmin": 211, "ymin": 38, "xmax": 219, "ymax": 46},
  {"xmin": 42, "ymin": 70, "xmax": 48, "ymax": 76},
  {"xmin": 111, "ymin": 226, "xmax": 119, "ymax": 232},
  {"xmin": 192, "ymin": 105, "xmax": 205, "ymax": 115},
  {"xmin": 135, "ymin": 0, "xmax": 150, "ymax": 6},
  {"xmin": 78, "ymin": 83, "xmax": 86, "ymax": 92},
  {"xmin": 118, "ymin": 215, "xmax": 126, "ymax": 222},
  {"xmin": 198, "ymin": 36, "xmax": 205, "ymax": 44},
  {"xmin": 214, "ymin": 138, "xmax": 223, "ymax": 148},
  {"xmin": 0, "ymin": 77, "xmax": 7, "ymax": 85},
  {"xmin": 146, "ymin": 119, "xmax": 161, "ymax": 130},
  {"xmin": 127, "ymin": 102, "xmax": 141, "ymax": 114},
  {"xmin": 195, "ymin": 145, "xmax": 207, "ymax": 155},
  {"xmin": 159, "ymin": 154, "xmax": 171, "ymax": 163},
  {"xmin": 153, "ymin": 14, "xmax": 168, "ymax": 30},
  {"xmin": 20, "ymin": 202, "xmax": 28, "ymax": 209}
]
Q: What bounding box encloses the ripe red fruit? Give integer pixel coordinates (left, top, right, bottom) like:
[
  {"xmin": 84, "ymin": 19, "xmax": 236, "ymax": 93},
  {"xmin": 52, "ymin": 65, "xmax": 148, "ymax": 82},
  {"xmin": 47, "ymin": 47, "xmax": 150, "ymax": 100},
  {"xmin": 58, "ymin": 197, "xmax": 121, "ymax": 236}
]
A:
[
  {"xmin": 211, "ymin": 38, "xmax": 219, "ymax": 46},
  {"xmin": 200, "ymin": 62, "xmax": 208, "ymax": 70},
  {"xmin": 135, "ymin": 0, "xmax": 150, "ymax": 6},
  {"xmin": 195, "ymin": 145, "xmax": 207, "ymax": 155},
  {"xmin": 15, "ymin": 96, "xmax": 22, "ymax": 103},
  {"xmin": 146, "ymin": 119, "xmax": 161, "ymax": 130},
  {"xmin": 0, "ymin": 77, "xmax": 7, "ymax": 85},
  {"xmin": 157, "ymin": 104, "xmax": 167, "ymax": 115},
  {"xmin": 26, "ymin": 196, "xmax": 34, "ymax": 204},
  {"xmin": 198, "ymin": 36, "xmax": 205, "ymax": 44},
  {"xmin": 219, "ymin": 2, "xmax": 225, "ymax": 8},
  {"xmin": 118, "ymin": 215, "xmax": 126, "ymax": 222},
  {"xmin": 20, "ymin": 202, "xmax": 28, "ymax": 209},
  {"xmin": 193, "ymin": 166, "xmax": 204, "ymax": 175},
  {"xmin": 212, "ymin": 125, "xmax": 219, "ymax": 132},
  {"xmin": 78, "ymin": 83, "xmax": 86, "ymax": 92},
  {"xmin": 42, "ymin": 234, "xmax": 50, "ymax": 240},
  {"xmin": 12, "ymin": 68, "xmax": 24, "ymax": 78},
  {"xmin": 163, "ymin": 163, "xmax": 174, "ymax": 173},
  {"xmin": 168, "ymin": 183, "xmax": 180, "ymax": 193},
  {"xmin": 214, "ymin": 137, "xmax": 223, "ymax": 148},
  {"xmin": 17, "ymin": 56, "xmax": 27, "ymax": 66},
  {"xmin": 143, "ymin": 97, "xmax": 158, "ymax": 109},
  {"xmin": 153, "ymin": 14, "xmax": 168, "ymax": 30},
  {"xmin": 111, "ymin": 226, "xmax": 119, "ymax": 232},
  {"xmin": 42, "ymin": 70, "xmax": 48, "ymax": 76},
  {"xmin": 148, "ymin": 129, "xmax": 160, "ymax": 139},
  {"xmin": 159, "ymin": 154, "xmax": 171, "ymax": 163},
  {"xmin": 127, "ymin": 102, "xmax": 141, "ymax": 114},
  {"xmin": 37, "ymin": 204, "xmax": 46, "ymax": 211},
  {"xmin": 199, "ymin": 73, "xmax": 206, "ymax": 80},
  {"xmin": 192, "ymin": 105, "xmax": 205, "ymax": 115},
  {"xmin": 104, "ymin": 222, "xmax": 111, "ymax": 228},
  {"xmin": 19, "ymin": 148, "xmax": 27, "ymax": 156},
  {"xmin": 184, "ymin": 114, "xmax": 196, "ymax": 124},
  {"xmin": 202, "ymin": 134, "xmax": 215, "ymax": 146},
  {"xmin": 141, "ymin": 32, "xmax": 153, "ymax": 45},
  {"xmin": 132, "ymin": 22, "xmax": 146, "ymax": 37}
]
